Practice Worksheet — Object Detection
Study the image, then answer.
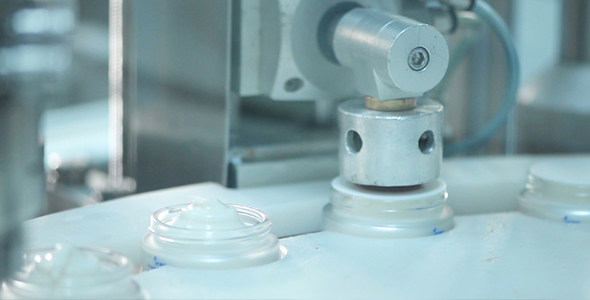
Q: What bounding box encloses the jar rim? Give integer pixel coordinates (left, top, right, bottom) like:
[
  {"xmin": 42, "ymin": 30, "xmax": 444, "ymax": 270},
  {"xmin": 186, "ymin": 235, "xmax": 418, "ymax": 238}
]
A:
[
  {"xmin": 149, "ymin": 203, "xmax": 272, "ymax": 242},
  {"xmin": 331, "ymin": 177, "xmax": 448, "ymax": 210},
  {"xmin": 524, "ymin": 158, "xmax": 590, "ymax": 200},
  {"xmin": 6, "ymin": 246, "xmax": 134, "ymax": 290}
]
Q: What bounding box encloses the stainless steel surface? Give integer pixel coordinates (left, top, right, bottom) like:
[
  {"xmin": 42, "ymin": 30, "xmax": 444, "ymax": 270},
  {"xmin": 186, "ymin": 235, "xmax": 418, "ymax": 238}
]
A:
[
  {"xmin": 228, "ymin": 101, "xmax": 339, "ymax": 188},
  {"xmin": 232, "ymin": 155, "xmax": 338, "ymax": 189},
  {"xmin": 122, "ymin": 0, "xmax": 234, "ymax": 192},
  {"xmin": 333, "ymin": 8, "xmax": 449, "ymax": 100},
  {"xmin": 338, "ymin": 98, "xmax": 443, "ymax": 187}
]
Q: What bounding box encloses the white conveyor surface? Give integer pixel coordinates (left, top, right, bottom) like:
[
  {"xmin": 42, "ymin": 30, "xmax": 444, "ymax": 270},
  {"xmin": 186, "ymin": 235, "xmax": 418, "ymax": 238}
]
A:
[{"xmin": 19, "ymin": 154, "xmax": 590, "ymax": 299}]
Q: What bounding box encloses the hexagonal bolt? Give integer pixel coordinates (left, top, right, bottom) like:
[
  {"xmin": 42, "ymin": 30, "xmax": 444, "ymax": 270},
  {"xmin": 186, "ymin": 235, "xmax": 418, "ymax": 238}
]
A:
[{"xmin": 408, "ymin": 47, "xmax": 430, "ymax": 71}]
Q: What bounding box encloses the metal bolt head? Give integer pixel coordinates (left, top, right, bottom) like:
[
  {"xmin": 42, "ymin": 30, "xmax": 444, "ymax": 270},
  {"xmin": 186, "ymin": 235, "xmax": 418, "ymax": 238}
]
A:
[{"xmin": 408, "ymin": 47, "xmax": 430, "ymax": 71}]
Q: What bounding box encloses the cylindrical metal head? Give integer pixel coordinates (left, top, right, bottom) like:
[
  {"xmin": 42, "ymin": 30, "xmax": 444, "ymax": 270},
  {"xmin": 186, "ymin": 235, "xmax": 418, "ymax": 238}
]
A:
[
  {"xmin": 333, "ymin": 8, "xmax": 449, "ymax": 100},
  {"xmin": 338, "ymin": 98, "xmax": 443, "ymax": 187}
]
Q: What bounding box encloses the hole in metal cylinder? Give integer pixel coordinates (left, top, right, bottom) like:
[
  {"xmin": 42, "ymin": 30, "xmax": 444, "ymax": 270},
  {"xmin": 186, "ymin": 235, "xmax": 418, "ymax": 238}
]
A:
[
  {"xmin": 419, "ymin": 130, "xmax": 435, "ymax": 154},
  {"xmin": 346, "ymin": 130, "xmax": 362, "ymax": 154}
]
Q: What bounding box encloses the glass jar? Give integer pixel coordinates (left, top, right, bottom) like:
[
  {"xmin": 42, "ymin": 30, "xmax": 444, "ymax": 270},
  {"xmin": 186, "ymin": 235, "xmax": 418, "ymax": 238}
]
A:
[
  {"xmin": 1, "ymin": 245, "xmax": 146, "ymax": 299},
  {"xmin": 324, "ymin": 177, "xmax": 454, "ymax": 238},
  {"xmin": 141, "ymin": 199, "xmax": 282, "ymax": 270},
  {"xmin": 519, "ymin": 158, "xmax": 590, "ymax": 223}
]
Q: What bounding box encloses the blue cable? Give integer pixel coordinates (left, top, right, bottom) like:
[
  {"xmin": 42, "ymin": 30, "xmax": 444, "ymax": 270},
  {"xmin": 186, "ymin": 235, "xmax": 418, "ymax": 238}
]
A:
[{"xmin": 444, "ymin": 0, "xmax": 521, "ymax": 155}]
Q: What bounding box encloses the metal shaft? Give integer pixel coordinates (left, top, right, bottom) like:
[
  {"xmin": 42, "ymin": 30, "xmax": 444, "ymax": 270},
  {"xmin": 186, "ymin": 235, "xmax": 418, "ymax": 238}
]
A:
[{"xmin": 109, "ymin": 0, "xmax": 124, "ymax": 186}]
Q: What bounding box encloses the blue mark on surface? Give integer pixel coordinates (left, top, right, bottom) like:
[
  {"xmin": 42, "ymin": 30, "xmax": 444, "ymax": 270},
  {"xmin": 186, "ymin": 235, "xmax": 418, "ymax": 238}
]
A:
[
  {"xmin": 433, "ymin": 228, "xmax": 445, "ymax": 235},
  {"xmin": 564, "ymin": 216, "xmax": 581, "ymax": 224},
  {"xmin": 147, "ymin": 256, "xmax": 167, "ymax": 270}
]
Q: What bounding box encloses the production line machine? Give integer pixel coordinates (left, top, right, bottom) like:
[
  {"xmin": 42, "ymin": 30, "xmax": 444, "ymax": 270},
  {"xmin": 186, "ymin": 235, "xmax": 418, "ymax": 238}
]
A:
[{"xmin": 0, "ymin": 0, "xmax": 589, "ymax": 299}]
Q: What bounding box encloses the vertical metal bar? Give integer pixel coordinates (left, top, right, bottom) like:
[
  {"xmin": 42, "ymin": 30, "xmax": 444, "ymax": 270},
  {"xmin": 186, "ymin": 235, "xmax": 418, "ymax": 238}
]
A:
[
  {"xmin": 108, "ymin": 0, "xmax": 124, "ymax": 186},
  {"xmin": 122, "ymin": 0, "xmax": 137, "ymax": 183},
  {"xmin": 505, "ymin": 107, "xmax": 517, "ymax": 155}
]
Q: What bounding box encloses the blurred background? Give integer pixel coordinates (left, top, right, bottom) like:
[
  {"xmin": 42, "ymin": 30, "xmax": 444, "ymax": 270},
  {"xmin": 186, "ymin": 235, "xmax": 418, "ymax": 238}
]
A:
[{"xmin": 1, "ymin": 0, "xmax": 585, "ymax": 220}]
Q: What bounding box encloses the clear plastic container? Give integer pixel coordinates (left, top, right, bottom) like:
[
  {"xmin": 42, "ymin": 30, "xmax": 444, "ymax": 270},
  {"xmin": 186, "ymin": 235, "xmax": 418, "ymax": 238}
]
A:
[
  {"xmin": 141, "ymin": 199, "xmax": 283, "ymax": 270},
  {"xmin": 323, "ymin": 177, "xmax": 454, "ymax": 238},
  {"xmin": 519, "ymin": 158, "xmax": 590, "ymax": 223},
  {"xmin": 0, "ymin": 245, "xmax": 146, "ymax": 299}
]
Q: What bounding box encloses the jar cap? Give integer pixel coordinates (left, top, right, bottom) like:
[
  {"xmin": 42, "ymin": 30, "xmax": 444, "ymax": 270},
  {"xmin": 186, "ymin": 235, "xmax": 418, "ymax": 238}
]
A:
[{"xmin": 520, "ymin": 157, "xmax": 590, "ymax": 223}]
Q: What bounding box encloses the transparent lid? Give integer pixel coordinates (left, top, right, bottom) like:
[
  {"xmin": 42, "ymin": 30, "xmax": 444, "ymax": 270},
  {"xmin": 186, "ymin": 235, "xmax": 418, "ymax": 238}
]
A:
[
  {"xmin": 520, "ymin": 158, "xmax": 590, "ymax": 223},
  {"xmin": 1, "ymin": 245, "xmax": 145, "ymax": 299},
  {"xmin": 525, "ymin": 158, "xmax": 590, "ymax": 203}
]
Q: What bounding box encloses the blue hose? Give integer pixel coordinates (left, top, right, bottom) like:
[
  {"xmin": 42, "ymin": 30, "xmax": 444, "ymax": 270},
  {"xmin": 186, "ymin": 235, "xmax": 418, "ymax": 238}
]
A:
[{"xmin": 444, "ymin": 0, "xmax": 520, "ymax": 155}]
